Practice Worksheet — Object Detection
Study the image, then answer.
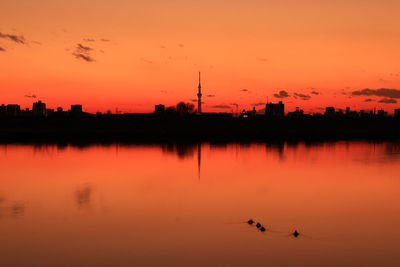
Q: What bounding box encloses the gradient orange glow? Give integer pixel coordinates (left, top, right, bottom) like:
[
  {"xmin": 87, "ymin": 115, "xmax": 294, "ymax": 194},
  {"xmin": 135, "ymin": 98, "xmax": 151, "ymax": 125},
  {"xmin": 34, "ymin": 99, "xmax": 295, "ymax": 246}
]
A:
[
  {"xmin": 1, "ymin": 0, "xmax": 400, "ymax": 113},
  {"xmin": 1, "ymin": 142, "xmax": 400, "ymax": 266}
]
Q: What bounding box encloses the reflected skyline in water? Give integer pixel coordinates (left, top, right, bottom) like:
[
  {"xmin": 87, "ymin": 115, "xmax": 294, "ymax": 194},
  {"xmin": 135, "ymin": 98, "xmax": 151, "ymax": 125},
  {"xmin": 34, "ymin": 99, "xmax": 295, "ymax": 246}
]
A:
[
  {"xmin": 2, "ymin": 140, "xmax": 400, "ymax": 160},
  {"xmin": 0, "ymin": 141, "xmax": 400, "ymax": 267}
]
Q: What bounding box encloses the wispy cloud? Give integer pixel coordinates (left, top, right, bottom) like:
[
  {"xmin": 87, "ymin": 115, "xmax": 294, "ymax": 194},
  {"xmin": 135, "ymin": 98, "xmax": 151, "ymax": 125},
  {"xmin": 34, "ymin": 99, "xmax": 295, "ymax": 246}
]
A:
[
  {"xmin": 274, "ymin": 90, "xmax": 290, "ymax": 98},
  {"xmin": 206, "ymin": 94, "xmax": 216, "ymax": 97},
  {"xmin": 73, "ymin": 53, "xmax": 95, "ymax": 62},
  {"xmin": 24, "ymin": 94, "xmax": 37, "ymax": 98},
  {"xmin": 72, "ymin": 43, "xmax": 95, "ymax": 62},
  {"xmin": 294, "ymin": 93, "xmax": 311, "ymax": 100},
  {"xmin": 0, "ymin": 32, "xmax": 26, "ymax": 44},
  {"xmin": 311, "ymin": 91, "xmax": 320, "ymax": 95},
  {"xmin": 257, "ymin": 57, "xmax": 268, "ymax": 62},
  {"xmin": 211, "ymin": 105, "xmax": 231, "ymax": 109},
  {"xmin": 352, "ymin": 88, "xmax": 400, "ymax": 99},
  {"xmin": 378, "ymin": 98, "xmax": 397, "ymax": 104},
  {"xmin": 140, "ymin": 58, "xmax": 153, "ymax": 64},
  {"xmin": 240, "ymin": 89, "xmax": 249, "ymax": 92},
  {"xmin": 0, "ymin": 46, "xmax": 5, "ymax": 52},
  {"xmin": 82, "ymin": 38, "xmax": 110, "ymax": 43},
  {"xmin": 252, "ymin": 102, "xmax": 266, "ymax": 106},
  {"xmin": 76, "ymin": 43, "xmax": 93, "ymax": 51},
  {"xmin": 364, "ymin": 98, "xmax": 375, "ymax": 102}
]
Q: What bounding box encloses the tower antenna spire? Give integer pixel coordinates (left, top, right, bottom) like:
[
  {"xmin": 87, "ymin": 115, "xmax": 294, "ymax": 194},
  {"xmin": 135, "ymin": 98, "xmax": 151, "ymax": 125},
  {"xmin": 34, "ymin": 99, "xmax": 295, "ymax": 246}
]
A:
[{"xmin": 197, "ymin": 72, "xmax": 202, "ymax": 114}]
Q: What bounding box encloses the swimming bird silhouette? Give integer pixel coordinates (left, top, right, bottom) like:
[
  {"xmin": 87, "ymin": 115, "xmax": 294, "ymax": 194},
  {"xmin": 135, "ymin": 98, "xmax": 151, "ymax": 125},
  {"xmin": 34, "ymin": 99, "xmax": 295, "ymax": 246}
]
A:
[
  {"xmin": 293, "ymin": 230, "xmax": 300, "ymax": 238},
  {"xmin": 247, "ymin": 219, "xmax": 254, "ymax": 225},
  {"xmin": 256, "ymin": 223, "xmax": 262, "ymax": 228}
]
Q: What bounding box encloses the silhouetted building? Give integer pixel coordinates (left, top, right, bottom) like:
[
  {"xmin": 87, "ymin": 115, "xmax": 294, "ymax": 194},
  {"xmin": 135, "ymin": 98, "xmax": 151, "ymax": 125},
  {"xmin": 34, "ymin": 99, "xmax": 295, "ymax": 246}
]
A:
[
  {"xmin": 377, "ymin": 109, "xmax": 387, "ymax": 117},
  {"xmin": 240, "ymin": 107, "xmax": 257, "ymax": 118},
  {"xmin": 288, "ymin": 107, "xmax": 304, "ymax": 118},
  {"xmin": 57, "ymin": 107, "xmax": 63, "ymax": 113},
  {"xmin": 33, "ymin": 101, "xmax": 46, "ymax": 116},
  {"xmin": 201, "ymin": 112, "xmax": 232, "ymax": 118},
  {"xmin": 251, "ymin": 106, "xmax": 256, "ymax": 117},
  {"xmin": 395, "ymin": 109, "xmax": 400, "ymax": 119},
  {"xmin": 347, "ymin": 110, "xmax": 359, "ymax": 118},
  {"xmin": 154, "ymin": 104, "xmax": 165, "ymax": 114},
  {"xmin": 6, "ymin": 104, "xmax": 20, "ymax": 117},
  {"xmin": 325, "ymin": 107, "xmax": 335, "ymax": 117},
  {"xmin": 19, "ymin": 107, "xmax": 31, "ymax": 117},
  {"xmin": 0, "ymin": 104, "xmax": 6, "ymax": 116},
  {"xmin": 70, "ymin": 105, "xmax": 83, "ymax": 113},
  {"xmin": 265, "ymin": 101, "xmax": 284, "ymax": 117},
  {"xmin": 46, "ymin": 109, "xmax": 55, "ymax": 116}
]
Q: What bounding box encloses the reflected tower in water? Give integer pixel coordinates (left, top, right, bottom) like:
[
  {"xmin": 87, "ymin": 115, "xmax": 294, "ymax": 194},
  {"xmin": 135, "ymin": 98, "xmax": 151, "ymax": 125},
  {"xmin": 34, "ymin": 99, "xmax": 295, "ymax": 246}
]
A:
[{"xmin": 197, "ymin": 143, "xmax": 202, "ymax": 181}]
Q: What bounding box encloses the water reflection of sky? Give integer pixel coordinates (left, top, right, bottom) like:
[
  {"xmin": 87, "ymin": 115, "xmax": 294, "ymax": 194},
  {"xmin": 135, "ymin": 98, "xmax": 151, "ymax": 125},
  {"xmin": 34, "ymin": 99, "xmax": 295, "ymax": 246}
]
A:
[{"xmin": 0, "ymin": 142, "xmax": 400, "ymax": 267}]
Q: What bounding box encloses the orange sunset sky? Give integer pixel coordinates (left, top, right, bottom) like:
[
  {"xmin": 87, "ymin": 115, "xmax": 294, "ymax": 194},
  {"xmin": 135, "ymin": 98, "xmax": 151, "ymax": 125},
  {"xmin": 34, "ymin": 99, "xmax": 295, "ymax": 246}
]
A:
[{"xmin": 1, "ymin": 0, "xmax": 400, "ymax": 113}]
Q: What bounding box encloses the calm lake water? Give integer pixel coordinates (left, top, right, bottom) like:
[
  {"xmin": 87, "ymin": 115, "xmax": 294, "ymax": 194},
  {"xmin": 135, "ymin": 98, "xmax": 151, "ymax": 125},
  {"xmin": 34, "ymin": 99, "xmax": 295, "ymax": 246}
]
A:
[{"xmin": 1, "ymin": 142, "xmax": 400, "ymax": 267}]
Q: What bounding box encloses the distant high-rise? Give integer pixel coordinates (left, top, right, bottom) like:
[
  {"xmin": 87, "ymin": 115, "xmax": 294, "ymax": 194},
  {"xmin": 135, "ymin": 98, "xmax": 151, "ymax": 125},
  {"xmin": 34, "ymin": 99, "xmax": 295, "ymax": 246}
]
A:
[
  {"xmin": 395, "ymin": 109, "xmax": 400, "ymax": 119},
  {"xmin": 325, "ymin": 107, "xmax": 335, "ymax": 117},
  {"xmin": 265, "ymin": 101, "xmax": 284, "ymax": 117},
  {"xmin": 32, "ymin": 101, "xmax": 46, "ymax": 116},
  {"xmin": 154, "ymin": 104, "xmax": 165, "ymax": 114},
  {"xmin": 70, "ymin": 105, "xmax": 83, "ymax": 113},
  {"xmin": 6, "ymin": 104, "xmax": 21, "ymax": 117},
  {"xmin": 377, "ymin": 109, "xmax": 387, "ymax": 117},
  {"xmin": 197, "ymin": 72, "xmax": 202, "ymax": 115}
]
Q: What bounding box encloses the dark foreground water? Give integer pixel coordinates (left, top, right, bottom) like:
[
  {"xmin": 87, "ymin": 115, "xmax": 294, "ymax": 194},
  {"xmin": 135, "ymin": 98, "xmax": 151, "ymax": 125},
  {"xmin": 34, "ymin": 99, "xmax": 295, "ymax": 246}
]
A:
[{"xmin": 0, "ymin": 142, "xmax": 400, "ymax": 267}]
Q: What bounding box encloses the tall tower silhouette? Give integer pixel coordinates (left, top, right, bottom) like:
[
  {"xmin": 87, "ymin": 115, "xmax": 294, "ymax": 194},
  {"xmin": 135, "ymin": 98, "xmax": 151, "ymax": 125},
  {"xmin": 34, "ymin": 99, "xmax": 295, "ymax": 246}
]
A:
[{"xmin": 197, "ymin": 72, "xmax": 202, "ymax": 114}]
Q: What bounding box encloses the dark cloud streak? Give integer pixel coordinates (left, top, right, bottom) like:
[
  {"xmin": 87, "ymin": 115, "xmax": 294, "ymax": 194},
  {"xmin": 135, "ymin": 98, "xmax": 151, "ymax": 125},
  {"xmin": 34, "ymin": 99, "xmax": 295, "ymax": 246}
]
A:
[
  {"xmin": 73, "ymin": 53, "xmax": 95, "ymax": 62},
  {"xmin": 294, "ymin": 93, "xmax": 311, "ymax": 100},
  {"xmin": 72, "ymin": 43, "xmax": 95, "ymax": 62},
  {"xmin": 352, "ymin": 88, "xmax": 400, "ymax": 99},
  {"xmin": 24, "ymin": 94, "xmax": 37, "ymax": 98},
  {"xmin": 0, "ymin": 32, "xmax": 27, "ymax": 44},
  {"xmin": 76, "ymin": 43, "xmax": 93, "ymax": 51},
  {"xmin": 252, "ymin": 102, "xmax": 266, "ymax": 106},
  {"xmin": 378, "ymin": 98, "xmax": 397, "ymax": 104},
  {"xmin": 274, "ymin": 90, "xmax": 290, "ymax": 98},
  {"xmin": 211, "ymin": 105, "xmax": 231, "ymax": 109}
]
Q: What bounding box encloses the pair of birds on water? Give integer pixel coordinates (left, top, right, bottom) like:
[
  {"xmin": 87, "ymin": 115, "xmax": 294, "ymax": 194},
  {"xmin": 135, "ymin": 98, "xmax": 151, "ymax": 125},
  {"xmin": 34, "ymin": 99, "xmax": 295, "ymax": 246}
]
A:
[{"xmin": 247, "ymin": 219, "xmax": 300, "ymax": 238}]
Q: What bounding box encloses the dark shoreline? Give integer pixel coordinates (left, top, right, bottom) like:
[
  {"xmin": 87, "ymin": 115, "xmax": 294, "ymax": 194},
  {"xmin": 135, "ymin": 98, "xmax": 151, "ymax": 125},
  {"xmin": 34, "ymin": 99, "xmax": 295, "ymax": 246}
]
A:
[{"xmin": 1, "ymin": 116, "xmax": 400, "ymax": 144}]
